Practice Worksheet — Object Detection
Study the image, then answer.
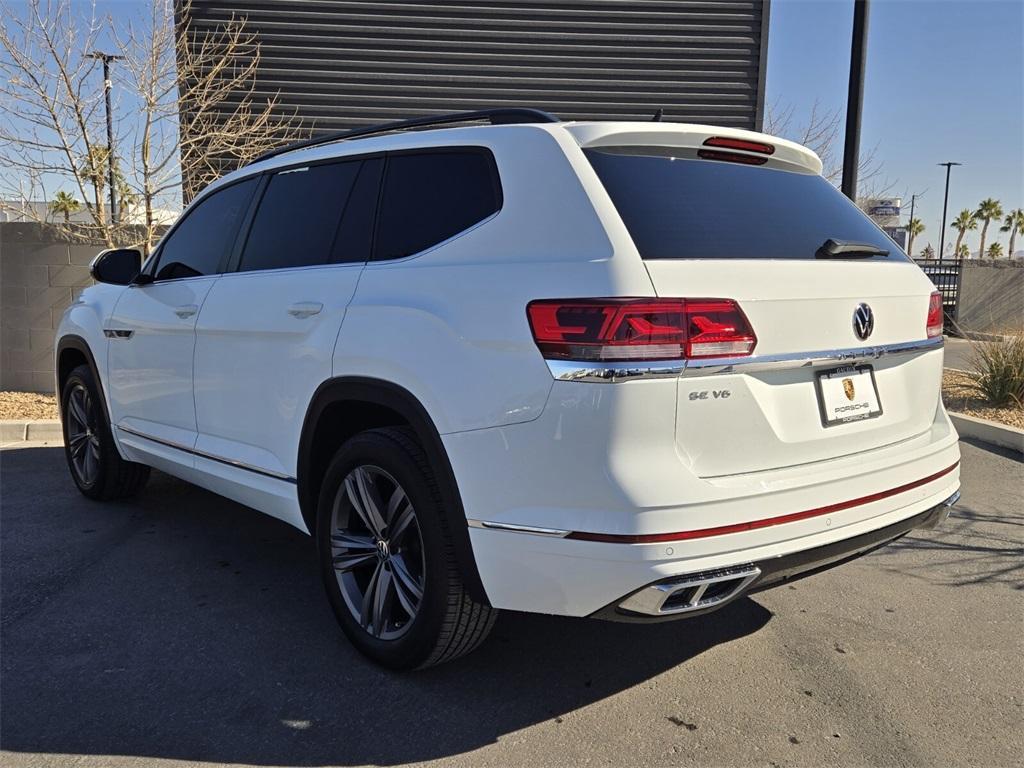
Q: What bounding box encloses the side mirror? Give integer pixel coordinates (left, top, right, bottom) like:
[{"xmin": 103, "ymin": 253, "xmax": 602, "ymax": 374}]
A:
[{"xmin": 90, "ymin": 248, "xmax": 142, "ymax": 286}]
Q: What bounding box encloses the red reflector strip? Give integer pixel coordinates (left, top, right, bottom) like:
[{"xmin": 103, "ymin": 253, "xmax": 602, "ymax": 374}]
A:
[
  {"xmin": 702, "ymin": 136, "xmax": 775, "ymax": 154},
  {"xmin": 697, "ymin": 149, "xmax": 769, "ymax": 166},
  {"xmin": 565, "ymin": 461, "xmax": 960, "ymax": 544}
]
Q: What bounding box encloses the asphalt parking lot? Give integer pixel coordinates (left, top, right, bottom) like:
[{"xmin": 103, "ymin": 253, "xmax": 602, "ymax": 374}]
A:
[{"xmin": 1, "ymin": 440, "xmax": 1021, "ymax": 768}]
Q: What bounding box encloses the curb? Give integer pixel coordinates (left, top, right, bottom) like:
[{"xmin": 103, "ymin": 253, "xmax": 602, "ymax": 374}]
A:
[
  {"xmin": 949, "ymin": 412, "xmax": 1024, "ymax": 455},
  {"xmin": 0, "ymin": 420, "xmax": 63, "ymax": 443},
  {"xmin": 957, "ymin": 331, "xmax": 1012, "ymax": 343}
]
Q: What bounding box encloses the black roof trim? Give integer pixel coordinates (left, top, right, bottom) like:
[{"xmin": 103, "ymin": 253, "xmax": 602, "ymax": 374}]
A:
[{"xmin": 248, "ymin": 108, "xmax": 559, "ymax": 166}]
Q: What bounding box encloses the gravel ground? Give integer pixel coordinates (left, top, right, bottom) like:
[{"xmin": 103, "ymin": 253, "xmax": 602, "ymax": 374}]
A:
[
  {"xmin": 942, "ymin": 369, "xmax": 1024, "ymax": 429},
  {"xmin": 0, "ymin": 392, "xmax": 58, "ymax": 421}
]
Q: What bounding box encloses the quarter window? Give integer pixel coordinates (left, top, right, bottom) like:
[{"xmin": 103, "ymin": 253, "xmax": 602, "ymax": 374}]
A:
[
  {"xmin": 374, "ymin": 150, "xmax": 500, "ymax": 260},
  {"xmin": 152, "ymin": 177, "xmax": 257, "ymax": 280}
]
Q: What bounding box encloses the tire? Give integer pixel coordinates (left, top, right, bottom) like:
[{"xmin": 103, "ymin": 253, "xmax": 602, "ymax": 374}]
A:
[
  {"xmin": 316, "ymin": 426, "xmax": 497, "ymax": 669},
  {"xmin": 61, "ymin": 363, "xmax": 150, "ymax": 500}
]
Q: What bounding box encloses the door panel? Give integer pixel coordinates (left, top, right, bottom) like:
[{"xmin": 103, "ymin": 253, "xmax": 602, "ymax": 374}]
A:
[
  {"xmin": 192, "ymin": 156, "xmax": 380, "ymax": 485},
  {"xmin": 105, "ymin": 176, "xmax": 259, "ymax": 454},
  {"xmin": 107, "ymin": 278, "xmax": 218, "ymax": 449},
  {"xmin": 193, "ymin": 266, "xmax": 362, "ymax": 478}
]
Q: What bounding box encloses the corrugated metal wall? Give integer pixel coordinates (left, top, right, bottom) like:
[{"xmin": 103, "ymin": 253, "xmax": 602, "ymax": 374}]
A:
[{"xmin": 179, "ymin": 0, "xmax": 770, "ymax": 180}]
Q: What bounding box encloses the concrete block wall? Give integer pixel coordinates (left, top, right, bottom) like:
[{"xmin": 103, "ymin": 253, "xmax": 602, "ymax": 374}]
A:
[
  {"xmin": 957, "ymin": 260, "xmax": 1024, "ymax": 336},
  {"xmin": 1, "ymin": 223, "xmax": 102, "ymax": 393}
]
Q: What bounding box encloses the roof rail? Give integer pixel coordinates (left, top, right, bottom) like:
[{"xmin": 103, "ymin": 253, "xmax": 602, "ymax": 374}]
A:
[{"xmin": 248, "ymin": 108, "xmax": 560, "ymax": 166}]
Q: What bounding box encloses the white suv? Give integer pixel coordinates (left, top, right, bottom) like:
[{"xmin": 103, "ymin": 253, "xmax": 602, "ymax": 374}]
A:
[{"xmin": 56, "ymin": 109, "xmax": 961, "ymax": 669}]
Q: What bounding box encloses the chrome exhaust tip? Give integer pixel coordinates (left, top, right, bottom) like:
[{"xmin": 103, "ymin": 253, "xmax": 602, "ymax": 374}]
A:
[
  {"xmin": 618, "ymin": 565, "xmax": 761, "ymax": 617},
  {"xmin": 919, "ymin": 489, "xmax": 961, "ymax": 530}
]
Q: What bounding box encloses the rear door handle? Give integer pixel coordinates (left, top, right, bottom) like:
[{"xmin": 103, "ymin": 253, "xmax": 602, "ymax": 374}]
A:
[
  {"xmin": 175, "ymin": 304, "xmax": 199, "ymax": 319},
  {"xmin": 287, "ymin": 301, "xmax": 323, "ymax": 319}
]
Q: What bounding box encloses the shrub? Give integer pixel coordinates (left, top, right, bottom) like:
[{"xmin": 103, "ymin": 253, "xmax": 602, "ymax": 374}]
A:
[{"xmin": 968, "ymin": 335, "xmax": 1024, "ymax": 408}]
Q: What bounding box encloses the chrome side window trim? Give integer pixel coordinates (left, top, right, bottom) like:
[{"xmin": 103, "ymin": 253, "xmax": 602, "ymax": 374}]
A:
[{"xmin": 545, "ymin": 336, "xmax": 944, "ymax": 383}]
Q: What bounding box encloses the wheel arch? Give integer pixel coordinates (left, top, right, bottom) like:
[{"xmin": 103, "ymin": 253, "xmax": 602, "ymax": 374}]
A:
[
  {"xmin": 55, "ymin": 335, "xmax": 108, "ymax": 420},
  {"xmin": 298, "ymin": 377, "xmax": 489, "ymax": 605}
]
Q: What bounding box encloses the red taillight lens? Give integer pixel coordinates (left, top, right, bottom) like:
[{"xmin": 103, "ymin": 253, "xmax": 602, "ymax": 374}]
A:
[
  {"xmin": 926, "ymin": 290, "xmax": 943, "ymax": 338},
  {"xmin": 526, "ymin": 298, "xmax": 757, "ymax": 362},
  {"xmin": 702, "ymin": 136, "xmax": 775, "ymax": 155}
]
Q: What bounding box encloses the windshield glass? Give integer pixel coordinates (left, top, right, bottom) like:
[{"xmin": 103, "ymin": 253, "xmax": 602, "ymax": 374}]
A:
[{"xmin": 585, "ymin": 146, "xmax": 906, "ymax": 261}]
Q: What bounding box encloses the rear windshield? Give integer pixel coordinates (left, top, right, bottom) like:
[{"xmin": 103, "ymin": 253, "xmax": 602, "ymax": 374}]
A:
[{"xmin": 585, "ymin": 146, "xmax": 906, "ymax": 261}]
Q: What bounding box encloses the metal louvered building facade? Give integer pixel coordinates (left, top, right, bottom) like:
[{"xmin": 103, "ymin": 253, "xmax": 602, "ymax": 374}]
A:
[{"xmin": 178, "ymin": 0, "xmax": 771, "ymax": 183}]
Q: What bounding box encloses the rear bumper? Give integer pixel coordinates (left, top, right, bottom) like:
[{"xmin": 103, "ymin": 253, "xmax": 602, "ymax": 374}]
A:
[
  {"xmin": 445, "ymin": 354, "xmax": 961, "ymax": 616},
  {"xmin": 591, "ymin": 490, "xmax": 959, "ymax": 622}
]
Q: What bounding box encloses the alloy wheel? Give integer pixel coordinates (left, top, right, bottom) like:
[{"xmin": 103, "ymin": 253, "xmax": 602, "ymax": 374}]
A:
[
  {"xmin": 66, "ymin": 383, "xmax": 101, "ymax": 486},
  {"xmin": 330, "ymin": 465, "xmax": 426, "ymax": 640}
]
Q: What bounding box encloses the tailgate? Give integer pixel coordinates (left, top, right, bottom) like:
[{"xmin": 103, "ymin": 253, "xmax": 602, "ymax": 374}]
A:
[{"xmin": 650, "ymin": 260, "xmax": 942, "ymax": 477}]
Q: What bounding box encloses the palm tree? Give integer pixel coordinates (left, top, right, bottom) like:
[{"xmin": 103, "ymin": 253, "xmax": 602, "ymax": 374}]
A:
[
  {"xmin": 1000, "ymin": 208, "xmax": 1024, "ymax": 258},
  {"xmin": 975, "ymin": 198, "xmax": 1004, "ymax": 260},
  {"xmin": 48, "ymin": 191, "xmax": 81, "ymax": 224},
  {"xmin": 986, "ymin": 241, "xmax": 1004, "ymax": 259},
  {"xmin": 907, "ymin": 218, "xmax": 925, "ymax": 257},
  {"xmin": 956, "ymin": 242, "xmax": 970, "ymax": 258},
  {"xmin": 950, "ymin": 209, "xmax": 977, "ymax": 259}
]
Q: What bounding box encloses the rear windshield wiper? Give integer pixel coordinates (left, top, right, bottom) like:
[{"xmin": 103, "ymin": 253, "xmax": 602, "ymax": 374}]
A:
[{"xmin": 816, "ymin": 239, "xmax": 889, "ymax": 259}]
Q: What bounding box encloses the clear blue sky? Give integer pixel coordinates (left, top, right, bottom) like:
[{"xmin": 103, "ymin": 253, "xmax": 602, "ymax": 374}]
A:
[{"xmin": 767, "ymin": 0, "xmax": 1024, "ymax": 255}]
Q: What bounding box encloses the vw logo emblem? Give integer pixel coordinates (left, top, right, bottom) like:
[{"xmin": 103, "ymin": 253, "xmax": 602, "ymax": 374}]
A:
[{"xmin": 853, "ymin": 303, "xmax": 874, "ymax": 341}]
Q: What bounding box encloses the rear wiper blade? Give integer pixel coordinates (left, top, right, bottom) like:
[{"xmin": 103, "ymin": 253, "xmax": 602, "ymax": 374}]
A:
[{"xmin": 816, "ymin": 239, "xmax": 889, "ymax": 259}]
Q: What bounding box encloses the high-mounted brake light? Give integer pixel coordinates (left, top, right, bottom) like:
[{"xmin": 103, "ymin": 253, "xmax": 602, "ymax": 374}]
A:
[
  {"xmin": 702, "ymin": 136, "xmax": 775, "ymax": 155},
  {"xmin": 926, "ymin": 291, "xmax": 943, "ymax": 338},
  {"xmin": 526, "ymin": 298, "xmax": 757, "ymax": 362}
]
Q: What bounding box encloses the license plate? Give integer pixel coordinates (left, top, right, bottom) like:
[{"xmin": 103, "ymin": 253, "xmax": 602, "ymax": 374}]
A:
[{"xmin": 815, "ymin": 365, "xmax": 882, "ymax": 427}]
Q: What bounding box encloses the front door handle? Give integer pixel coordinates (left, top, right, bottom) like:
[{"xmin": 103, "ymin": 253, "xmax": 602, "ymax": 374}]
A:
[
  {"xmin": 175, "ymin": 304, "xmax": 199, "ymax": 319},
  {"xmin": 287, "ymin": 301, "xmax": 324, "ymax": 319}
]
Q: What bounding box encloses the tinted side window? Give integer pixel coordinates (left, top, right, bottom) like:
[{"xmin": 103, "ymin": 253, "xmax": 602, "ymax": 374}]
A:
[
  {"xmin": 332, "ymin": 157, "xmax": 383, "ymax": 264},
  {"xmin": 154, "ymin": 178, "xmax": 257, "ymax": 280},
  {"xmin": 238, "ymin": 161, "xmax": 363, "ymax": 272},
  {"xmin": 375, "ymin": 150, "xmax": 500, "ymax": 260}
]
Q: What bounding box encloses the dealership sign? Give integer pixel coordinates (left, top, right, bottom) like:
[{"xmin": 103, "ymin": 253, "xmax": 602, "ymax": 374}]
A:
[{"xmin": 867, "ymin": 198, "xmax": 902, "ymax": 217}]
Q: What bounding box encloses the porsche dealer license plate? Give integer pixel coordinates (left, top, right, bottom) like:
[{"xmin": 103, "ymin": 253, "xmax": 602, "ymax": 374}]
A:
[{"xmin": 815, "ymin": 365, "xmax": 882, "ymax": 426}]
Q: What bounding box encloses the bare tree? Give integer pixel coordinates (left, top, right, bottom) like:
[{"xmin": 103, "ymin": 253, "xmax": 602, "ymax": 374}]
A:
[
  {"xmin": 0, "ymin": 0, "xmax": 115, "ymax": 244},
  {"xmin": 764, "ymin": 98, "xmax": 891, "ymax": 199},
  {"xmin": 0, "ymin": 0, "xmax": 305, "ymax": 251},
  {"xmin": 116, "ymin": 0, "xmax": 306, "ymax": 251}
]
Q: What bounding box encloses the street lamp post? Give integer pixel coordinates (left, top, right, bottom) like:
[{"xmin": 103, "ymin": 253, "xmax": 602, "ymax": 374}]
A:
[
  {"xmin": 841, "ymin": 0, "xmax": 871, "ymax": 201},
  {"xmin": 937, "ymin": 162, "xmax": 962, "ymax": 263},
  {"xmin": 86, "ymin": 51, "xmax": 124, "ymax": 228}
]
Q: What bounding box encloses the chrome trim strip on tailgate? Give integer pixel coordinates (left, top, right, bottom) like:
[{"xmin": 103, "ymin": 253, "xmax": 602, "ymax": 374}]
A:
[{"xmin": 546, "ymin": 336, "xmax": 943, "ymax": 383}]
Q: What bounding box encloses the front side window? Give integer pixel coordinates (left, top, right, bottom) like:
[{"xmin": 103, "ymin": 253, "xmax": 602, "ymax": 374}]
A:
[
  {"xmin": 374, "ymin": 150, "xmax": 501, "ymax": 260},
  {"xmin": 153, "ymin": 177, "xmax": 257, "ymax": 280},
  {"xmin": 585, "ymin": 146, "xmax": 907, "ymax": 261},
  {"xmin": 237, "ymin": 159, "xmax": 371, "ymax": 272}
]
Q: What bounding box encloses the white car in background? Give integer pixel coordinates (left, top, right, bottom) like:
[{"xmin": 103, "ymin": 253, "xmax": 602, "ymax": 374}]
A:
[{"xmin": 55, "ymin": 109, "xmax": 960, "ymax": 669}]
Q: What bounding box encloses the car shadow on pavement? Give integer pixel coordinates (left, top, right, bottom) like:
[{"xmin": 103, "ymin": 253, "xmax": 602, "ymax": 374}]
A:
[
  {"xmin": 870, "ymin": 439, "xmax": 1023, "ymax": 591},
  {"xmin": 1, "ymin": 447, "xmax": 772, "ymax": 766}
]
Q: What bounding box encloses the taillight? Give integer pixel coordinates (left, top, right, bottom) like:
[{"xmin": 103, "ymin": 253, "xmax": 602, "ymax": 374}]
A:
[
  {"xmin": 526, "ymin": 298, "xmax": 757, "ymax": 362},
  {"xmin": 926, "ymin": 291, "xmax": 943, "ymax": 338}
]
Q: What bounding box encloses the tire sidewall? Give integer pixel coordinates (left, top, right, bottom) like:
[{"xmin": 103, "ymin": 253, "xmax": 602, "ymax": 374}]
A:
[
  {"xmin": 61, "ymin": 365, "xmax": 115, "ymax": 499},
  {"xmin": 316, "ymin": 430, "xmax": 451, "ymax": 670}
]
